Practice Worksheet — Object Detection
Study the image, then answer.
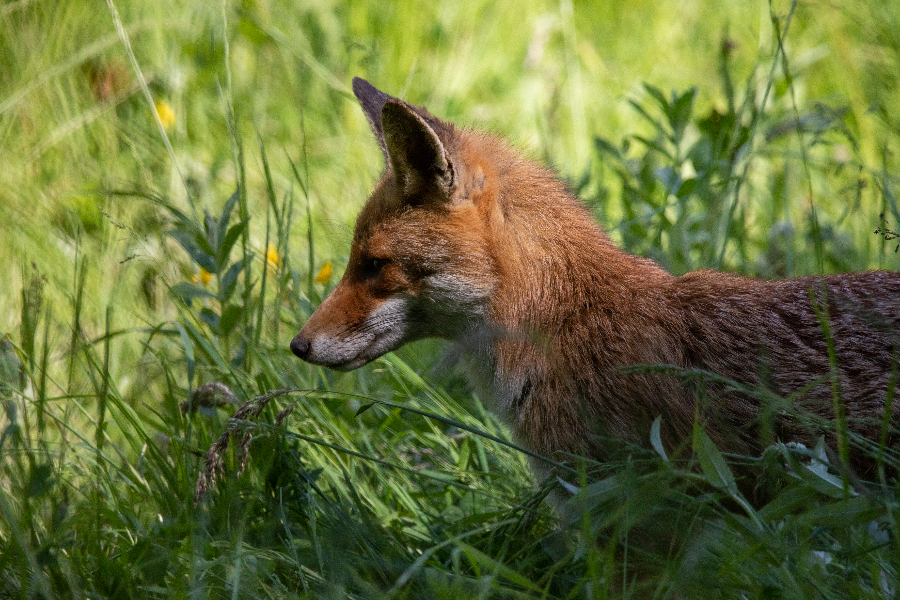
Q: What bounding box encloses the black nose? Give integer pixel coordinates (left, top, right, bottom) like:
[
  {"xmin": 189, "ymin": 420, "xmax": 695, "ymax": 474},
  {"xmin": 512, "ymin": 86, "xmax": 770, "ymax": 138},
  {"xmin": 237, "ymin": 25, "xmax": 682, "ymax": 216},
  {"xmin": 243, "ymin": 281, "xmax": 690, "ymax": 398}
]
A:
[{"xmin": 290, "ymin": 335, "xmax": 310, "ymax": 359}]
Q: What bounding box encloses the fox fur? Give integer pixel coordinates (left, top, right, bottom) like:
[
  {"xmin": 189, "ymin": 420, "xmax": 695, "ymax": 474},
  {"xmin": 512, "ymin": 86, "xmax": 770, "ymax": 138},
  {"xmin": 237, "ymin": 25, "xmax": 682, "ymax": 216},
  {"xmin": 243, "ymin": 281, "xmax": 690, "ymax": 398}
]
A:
[{"xmin": 291, "ymin": 77, "xmax": 900, "ymax": 478}]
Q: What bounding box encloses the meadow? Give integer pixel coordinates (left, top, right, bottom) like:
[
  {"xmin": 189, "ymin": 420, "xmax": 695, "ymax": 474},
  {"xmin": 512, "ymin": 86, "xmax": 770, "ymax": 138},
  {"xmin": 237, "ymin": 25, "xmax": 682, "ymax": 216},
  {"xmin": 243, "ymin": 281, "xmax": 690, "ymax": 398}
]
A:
[{"xmin": 2, "ymin": 0, "xmax": 900, "ymax": 597}]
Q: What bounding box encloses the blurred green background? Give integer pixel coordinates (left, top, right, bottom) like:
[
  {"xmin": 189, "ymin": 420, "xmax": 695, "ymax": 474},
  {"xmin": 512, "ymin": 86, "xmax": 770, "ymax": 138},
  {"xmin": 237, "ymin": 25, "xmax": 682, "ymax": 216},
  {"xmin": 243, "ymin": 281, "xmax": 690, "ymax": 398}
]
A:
[{"xmin": 3, "ymin": 0, "xmax": 899, "ymax": 329}]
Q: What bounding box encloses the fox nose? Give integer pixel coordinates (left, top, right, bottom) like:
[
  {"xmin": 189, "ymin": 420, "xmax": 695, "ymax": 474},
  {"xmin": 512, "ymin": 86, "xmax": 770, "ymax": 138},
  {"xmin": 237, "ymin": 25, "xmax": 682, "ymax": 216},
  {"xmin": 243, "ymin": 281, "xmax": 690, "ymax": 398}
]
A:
[{"xmin": 290, "ymin": 334, "xmax": 311, "ymax": 359}]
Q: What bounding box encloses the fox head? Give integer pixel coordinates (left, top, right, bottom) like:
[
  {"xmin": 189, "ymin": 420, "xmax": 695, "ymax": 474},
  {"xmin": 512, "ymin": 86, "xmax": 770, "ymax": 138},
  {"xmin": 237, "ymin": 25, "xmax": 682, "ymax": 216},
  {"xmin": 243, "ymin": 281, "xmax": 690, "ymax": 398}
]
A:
[{"xmin": 290, "ymin": 78, "xmax": 502, "ymax": 370}]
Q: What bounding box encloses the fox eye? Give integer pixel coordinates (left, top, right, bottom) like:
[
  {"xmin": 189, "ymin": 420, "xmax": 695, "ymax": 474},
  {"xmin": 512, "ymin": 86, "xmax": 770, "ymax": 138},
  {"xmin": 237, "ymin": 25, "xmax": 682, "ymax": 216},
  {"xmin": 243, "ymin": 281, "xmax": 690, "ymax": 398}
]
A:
[{"xmin": 363, "ymin": 257, "xmax": 388, "ymax": 277}]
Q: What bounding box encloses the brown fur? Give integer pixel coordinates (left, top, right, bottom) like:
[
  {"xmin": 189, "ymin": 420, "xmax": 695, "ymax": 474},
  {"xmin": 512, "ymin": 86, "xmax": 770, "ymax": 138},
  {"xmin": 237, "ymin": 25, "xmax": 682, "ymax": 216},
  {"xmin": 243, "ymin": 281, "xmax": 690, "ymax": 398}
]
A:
[{"xmin": 291, "ymin": 78, "xmax": 900, "ymax": 479}]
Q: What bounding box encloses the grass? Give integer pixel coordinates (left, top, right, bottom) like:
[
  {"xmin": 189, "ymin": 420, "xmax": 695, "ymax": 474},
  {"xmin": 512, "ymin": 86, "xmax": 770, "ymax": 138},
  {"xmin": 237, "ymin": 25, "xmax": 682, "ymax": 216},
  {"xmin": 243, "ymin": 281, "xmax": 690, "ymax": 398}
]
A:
[{"xmin": 2, "ymin": 0, "xmax": 900, "ymax": 597}]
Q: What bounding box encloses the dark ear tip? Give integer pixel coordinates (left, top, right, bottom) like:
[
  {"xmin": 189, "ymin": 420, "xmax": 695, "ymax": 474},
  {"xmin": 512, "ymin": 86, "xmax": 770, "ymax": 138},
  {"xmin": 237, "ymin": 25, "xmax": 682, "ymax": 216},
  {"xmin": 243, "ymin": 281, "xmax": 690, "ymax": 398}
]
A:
[{"xmin": 352, "ymin": 77, "xmax": 376, "ymax": 100}]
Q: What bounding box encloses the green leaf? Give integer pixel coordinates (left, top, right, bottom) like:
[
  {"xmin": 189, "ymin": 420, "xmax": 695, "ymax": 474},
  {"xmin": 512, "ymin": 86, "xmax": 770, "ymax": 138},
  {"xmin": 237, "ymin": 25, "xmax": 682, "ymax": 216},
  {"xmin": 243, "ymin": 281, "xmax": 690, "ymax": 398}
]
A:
[
  {"xmin": 797, "ymin": 496, "xmax": 882, "ymax": 528},
  {"xmin": 594, "ymin": 136, "xmax": 623, "ymax": 160},
  {"xmin": 694, "ymin": 428, "xmax": 762, "ymax": 528},
  {"xmin": 676, "ymin": 177, "xmax": 697, "ymax": 198},
  {"xmin": 219, "ymin": 304, "xmax": 243, "ymax": 336},
  {"xmin": 581, "ymin": 474, "xmax": 621, "ymax": 500},
  {"xmin": 694, "ymin": 429, "xmax": 736, "ymax": 492},
  {"xmin": 203, "ymin": 211, "xmax": 218, "ymax": 250},
  {"xmin": 0, "ymin": 338, "xmax": 23, "ymax": 397},
  {"xmin": 219, "ymin": 258, "xmax": 249, "ymax": 303},
  {"xmin": 218, "ymin": 219, "xmax": 249, "ymax": 270},
  {"xmin": 27, "ymin": 462, "xmax": 54, "ymax": 498},
  {"xmin": 632, "ymin": 134, "xmax": 674, "ymax": 160},
  {"xmin": 199, "ymin": 308, "xmax": 220, "ymax": 331},
  {"xmin": 642, "ymin": 82, "xmax": 669, "ymax": 113},
  {"xmin": 655, "ymin": 166, "xmax": 682, "ymax": 194},
  {"xmin": 557, "ymin": 477, "xmax": 581, "ymax": 496},
  {"xmin": 779, "ymin": 443, "xmax": 846, "ymax": 498},
  {"xmin": 174, "ymin": 322, "xmax": 195, "ymax": 386},
  {"xmin": 169, "ymin": 229, "xmax": 216, "ymax": 273},
  {"xmin": 181, "ymin": 320, "xmax": 230, "ymax": 373},
  {"xmin": 671, "ymin": 87, "xmax": 697, "ymax": 138},
  {"xmin": 758, "ymin": 485, "xmax": 821, "ymax": 521},
  {"xmin": 457, "ymin": 437, "xmax": 471, "ymax": 470},
  {"xmin": 171, "ymin": 282, "xmax": 215, "ymax": 303},
  {"xmin": 354, "ymin": 402, "xmax": 375, "ymax": 417},
  {"xmin": 455, "ymin": 541, "xmax": 543, "ymax": 593},
  {"xmin": 650, "ymin": 416, "xmax": 668, "ymax": 461},
  {"xmin": 216, "ymin": 190, "xmax": 240, "ymax": 252},
  {"xmin": 628, "ymin": 97, "xmax": 667, "ymax": 134}
]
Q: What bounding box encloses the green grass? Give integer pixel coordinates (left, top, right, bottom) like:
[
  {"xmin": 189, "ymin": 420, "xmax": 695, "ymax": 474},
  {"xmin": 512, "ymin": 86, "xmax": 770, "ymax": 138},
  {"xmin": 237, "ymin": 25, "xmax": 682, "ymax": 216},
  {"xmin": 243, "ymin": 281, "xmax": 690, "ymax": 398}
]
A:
[{"xmin": 2, "ymin": 0, "xmax": 900, "ymax": 597}]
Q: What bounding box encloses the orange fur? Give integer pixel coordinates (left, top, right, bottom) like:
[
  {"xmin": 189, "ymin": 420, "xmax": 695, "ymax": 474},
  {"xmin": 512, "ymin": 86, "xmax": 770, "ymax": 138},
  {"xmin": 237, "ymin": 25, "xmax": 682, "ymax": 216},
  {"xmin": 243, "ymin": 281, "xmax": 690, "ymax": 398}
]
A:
[{"xmin": 292, "ymin": 78, "xmax": 900, "ymax": 478}]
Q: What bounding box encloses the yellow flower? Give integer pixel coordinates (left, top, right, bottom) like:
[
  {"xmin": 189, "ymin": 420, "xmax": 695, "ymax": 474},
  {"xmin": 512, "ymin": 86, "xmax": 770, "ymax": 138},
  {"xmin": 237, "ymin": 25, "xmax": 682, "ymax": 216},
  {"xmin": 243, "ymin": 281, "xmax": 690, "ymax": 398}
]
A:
[
  {"xmin": 154, "ymin": 99, "xmax": 175, "ymax": 131},
  {"xmin": 315, "ymin": 261, "xmax": 333, "ymax": 284},
  {"xmin": 192, "ymin": 268, "xmax": 212, "ymax": 287},
  {"xmin": 266, "ymin": 243, "xmax": 280, "ymax": 268}
]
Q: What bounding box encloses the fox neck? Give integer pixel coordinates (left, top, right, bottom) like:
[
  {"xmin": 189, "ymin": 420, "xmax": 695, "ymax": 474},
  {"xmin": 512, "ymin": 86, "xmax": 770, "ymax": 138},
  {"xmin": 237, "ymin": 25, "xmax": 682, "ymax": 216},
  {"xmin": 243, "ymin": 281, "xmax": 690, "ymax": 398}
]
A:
[
  {"xmin": 483, "ymin": 157, "xmax": 669, "ymax": 332},
  {"xmin": 469, "ymin": 150, "xmax": 676, "ymax": 437}
]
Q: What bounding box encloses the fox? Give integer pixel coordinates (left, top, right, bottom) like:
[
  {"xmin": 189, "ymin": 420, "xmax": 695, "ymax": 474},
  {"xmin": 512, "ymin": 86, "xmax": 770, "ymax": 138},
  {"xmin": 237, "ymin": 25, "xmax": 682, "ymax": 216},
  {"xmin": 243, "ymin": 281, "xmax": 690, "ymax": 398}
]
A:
[{"xmin": 291, "ymin": 77, "xmax": 900, "ymax": 485}]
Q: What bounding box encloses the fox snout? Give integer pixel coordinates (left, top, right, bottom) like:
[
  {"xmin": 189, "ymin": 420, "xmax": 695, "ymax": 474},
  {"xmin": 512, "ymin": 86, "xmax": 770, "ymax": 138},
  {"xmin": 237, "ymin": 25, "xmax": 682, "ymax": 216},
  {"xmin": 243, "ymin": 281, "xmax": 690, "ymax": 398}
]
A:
[
  {"xmin": 291, "ymin": 277, "xmax": 414, "ymax": 371},
  {"xmin": 288, "ymin": 334, "xmax": 311, "ymax": 360}
]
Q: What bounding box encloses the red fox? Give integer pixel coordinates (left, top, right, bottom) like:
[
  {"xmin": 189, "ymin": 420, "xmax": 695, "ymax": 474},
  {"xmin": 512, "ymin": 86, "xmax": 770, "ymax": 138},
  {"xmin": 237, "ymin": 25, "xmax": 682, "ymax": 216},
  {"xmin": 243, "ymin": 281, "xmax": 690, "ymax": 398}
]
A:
[{"xmin": 291, "ymin": 77, "xmax": 900, "ymax": 479}]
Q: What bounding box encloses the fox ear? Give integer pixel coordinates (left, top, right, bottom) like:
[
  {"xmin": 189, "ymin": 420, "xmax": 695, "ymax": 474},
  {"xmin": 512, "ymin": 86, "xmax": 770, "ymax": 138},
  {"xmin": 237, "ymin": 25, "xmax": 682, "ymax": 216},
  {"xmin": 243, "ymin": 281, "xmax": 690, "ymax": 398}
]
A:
[
  {"xmin": 352, "ymin": 77, "xmax": 455, "ymax": 198},
  {"xmin": 381, "ymin": 100, "xmax": 455, "ymax": 198},
  {"xmin": 352, "ymin": 77, "xmax": 394, "ymax": 164}
]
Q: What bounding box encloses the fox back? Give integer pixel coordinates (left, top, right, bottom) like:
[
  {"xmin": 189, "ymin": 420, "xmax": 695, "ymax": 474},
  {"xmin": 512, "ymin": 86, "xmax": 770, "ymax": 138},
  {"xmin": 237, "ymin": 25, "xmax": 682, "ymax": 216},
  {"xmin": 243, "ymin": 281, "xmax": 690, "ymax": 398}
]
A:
[{"xmin": 292, "ymin": 78, "xmax": 900, "ymax": 476}]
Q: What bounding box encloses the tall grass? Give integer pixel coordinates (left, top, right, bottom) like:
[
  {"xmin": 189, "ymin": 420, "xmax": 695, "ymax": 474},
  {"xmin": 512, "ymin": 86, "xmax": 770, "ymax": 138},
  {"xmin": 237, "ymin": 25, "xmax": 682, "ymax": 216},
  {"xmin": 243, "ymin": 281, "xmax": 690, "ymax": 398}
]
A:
[{"xmin": 2, "ymin": 0, "xmax": 900, "ymax": 597}]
